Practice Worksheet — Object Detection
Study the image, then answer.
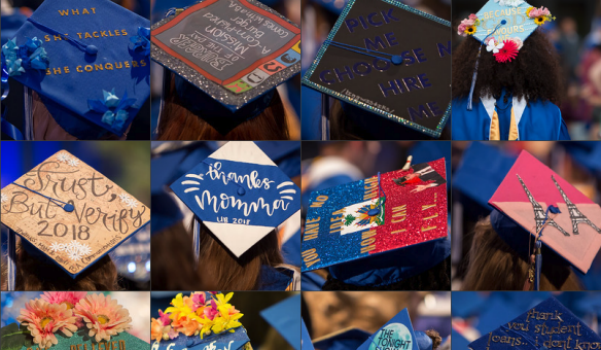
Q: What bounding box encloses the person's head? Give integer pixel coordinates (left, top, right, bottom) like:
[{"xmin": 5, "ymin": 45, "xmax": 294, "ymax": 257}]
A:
[
  {"xmin": 197, "ymin": 220, "xmax": 284, "ymax": 290},
  {"xmin": 1, "ymin": 240, "xmax": 119, "ymax": 291},
  {"xmin": 158, "ymin": 76, "xmax": 289, "ymax": 140},
  {"xmin": 452, "ymin": 30, "xmax": 563, "ymax": 105},
  {"xmin": 560, "ymin": 17, "xmax": 577, "ymax": 34},
  {"xmin": 394, "ymin": 172, "xmax": 421, "ymax": 186},
  {"xmin": 461, "ymin": 215, "xmax": 582, "ymax": 291}
]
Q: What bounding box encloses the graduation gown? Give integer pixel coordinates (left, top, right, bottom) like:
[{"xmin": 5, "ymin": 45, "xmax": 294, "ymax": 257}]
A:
[{"xmin": 452, "ymin": 92, "xmax": 571, "ymax": 140}]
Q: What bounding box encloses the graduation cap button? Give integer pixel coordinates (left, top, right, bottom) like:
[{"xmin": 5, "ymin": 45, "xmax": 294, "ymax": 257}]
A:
[
  {"xmin": 85, "ymin": 45, "xmax": 98, "ymax": 55},
  {"xmin": 237, "ymin": 187, "xmax": 246, "ymax": 196},
  {"xmin": 368, "ymin": 208, "xmax": 381, "ymax": 216},
  {"xmin": 63, "ymin": 203, "xmax": 75, "ymax": 212}
]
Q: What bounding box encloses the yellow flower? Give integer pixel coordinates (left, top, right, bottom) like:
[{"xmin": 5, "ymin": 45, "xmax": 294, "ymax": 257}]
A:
[
  {"xmin": 465, "ymin": 25, "xmax": 476, "ymax": 35},
  {"xmin": 526, "ymin": 6, "xmax": 534, "ymax": 17},
  {"xmin": 214, "ymin": 292, "xmax": 234, "ymax": 308},
  {"xmin": 535, "ymin": 16, "xmax": 546, "ymax": 25},
  {"xmin": 199, "ymin": 318, "xmax": 214, "ymax": 339},
  {"xmin": 165, "ymin": 293, "xmax": 201, "ymax": 322},
  {"xmin": 211, "ymin": 305, "xmax": 243, "ymax": 334}
]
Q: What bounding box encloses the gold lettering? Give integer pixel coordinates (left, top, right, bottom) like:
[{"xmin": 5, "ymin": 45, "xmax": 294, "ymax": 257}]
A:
[
  {"xmin": 121, "ymin": 29, "xmax": 128, "ymax": 36},
  {"xmin": 94, "ymin": 64, "xmax": 103, "ymax": 71},
  {"xmin": 53, "ymin": 67, "xmax": 62, "ymax": 75},
  {"xmin": 76, "ymin": 66, "xmax": 83, "ymax": 73},
  {"xmin": 45, "ymin": 35, "xmax": 51, "ymax": 42},
  {"xmin": 46, "ymin": 69, "xmax": 51, "ymax": 75},
  {"xmin": 310, "ymin": 195, "xmax": 328, "ymax": 208},
  {"xmin": 64, "ymin": 66, "xmax": 70, "ymax": 74},
  {"xmin": 84, "ymin": 65, "xmax": 93, "ymax": 72},
  {"xmin": 140, "ymin": 59, "xmax": 147, "ymax": 67},
  {"xmin": 105, "ymin": 63, "xmax": 114, "ymax": 70},
  {"xmin": 58, "ymin": 9, "xmax": 69, "ymax": 16},
  {"xmin": 77, "ymin": 33, "xmax": 83, "ymax": 39},
  {"xmin": 302, "ymin": 249, "xmax": 320, "ymax": 268},
  {"xmin": 71, "ymin": 346, "xmax": 77, "ymax": 350},
  {"xmin": 392, "ymin": 205, "xmax": 407, "ymax": 223},
  {"xmin": 132, "ymin": 61, "xmax": 139, "ymax": 68},
  {"xmin": 91, "ymin": 7, "xmax": 96, "ymax": 14},
  {"xmin": 53, "ymin": 35, "xmax": 63, "ymax": 41},
  {"xmin": 84, "ymin": 32, "xmax": 92, "ymax": 39},
  {"xmin": 392, "ymin": 229, "xmax": 406, "ymax": 234},
  {"xmin": 92, "ymin": 32, "xmax": 99, "ymax": 38},
  {"xmin": 112, "ymin": 342, "xmax": 117, "ymax": 350},
  {"xmin": 423, "ymin": 213, "xmax": 438, "ymax": 221},
  {"xmin": 119, "ymin": 340, "xmax": 126, "ymax": 350},
  {"xmin": 421, "ymin": 225, "xmax": 437, "ymax": 232},
  {"xmin": 115, "ymin": 30, "xmax": 121, "ymax": 36},
  {"xmin": 115, "ymin": 62, "xmax": 123, "ymax": 69},
  {"xmin": 72, "ymin": 9, "xmax": 79, "ymax": 15},
  {"xmin": 109, "ymin": 30, "xmax": 114, "ymax": 37},
  {"xmin": 422, "ymin": 204, "xmax": 436, "ymax": 211},
  {"xmin": 101, "ymin": 31, "xmax": 108, "ymax": 38},
  {"xmin": 83, "ymin": 8, "xmax": 90, "ymax": 15}
]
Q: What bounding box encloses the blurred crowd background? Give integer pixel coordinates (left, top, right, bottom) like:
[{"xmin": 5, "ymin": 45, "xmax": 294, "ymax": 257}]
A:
[
  {"xmin": 0, "ymin": 141, "xmax": 151, "ymax": 290},
  {"xmin": 452, "ymin": 292, "xmax": 601, "ymax": 347},
  {"xmin": 151, "ymin": 292, "xmax": 297, "ymax": 350},
  {"xmin": 451, "ymin": 141, "xmax": 601, "ymax": 290},
  {"xmin": 1, "ymin": 292, "xmax": 151, "ymax": 342},
  {"xmin": 300, "ymin": 0, "xmax": 451, "ymax": 140},
  {"xmin": 302, "ymin": 292, "xmax": 451, "ymax": 342},
  {"xmin": 454, "ymin": 0, "xmax": 601, "ymax": 140},
  {"xmin": 149, "ymin": 0, "xmax": 302, "ymax": 140}
]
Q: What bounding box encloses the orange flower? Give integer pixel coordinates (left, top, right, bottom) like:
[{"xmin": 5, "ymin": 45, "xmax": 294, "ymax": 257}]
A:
[
  {"xmin": 75, "ymin": 293, "xmax": 132, "ymax": 342},
  {"xmin": 17, "ymin": 299, "xmax": 78, "ymax": 349}
]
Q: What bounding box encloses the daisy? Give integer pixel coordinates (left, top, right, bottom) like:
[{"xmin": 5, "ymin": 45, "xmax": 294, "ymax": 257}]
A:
[
  {"xmin": 1, "ymin": 192, "xmax": 7, "ymax": 203},
  {"xmin": 75, "ymin": 293, "xmax": 132, "ymax": 343},
  {"xmin": 41, "ymin": 292, "xmax": 87, "ymax": 328},
  {"xmin": 67, "ymin": 158, "xmax": 80, "ymax": 167},
  {"xmin": 49, "ymin": 243, "xmax": 65, "ymax": 252},
  {"xmin": 57, "ymin": 153, "xmax": 70, "ymax": 163},
  {"xmin": 17, "ymin": 299, "xmax": 78, "ymax": 349},
  {"xmin": 494, "ymin": 40, "xmax": 519, "ymax": 63}
]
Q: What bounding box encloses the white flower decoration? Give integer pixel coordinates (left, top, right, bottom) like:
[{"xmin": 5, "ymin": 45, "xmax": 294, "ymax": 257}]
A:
[
  {"xmin": 61, "ymin": 240, "xmax": 92, "ymax": 261},
  {"xmin": 50, "ymin": 242, "xmax": 66, "ymax": 252},
  {"xmin": 67, "ymin": 158, "xmax": 80, "ymax": 167},
  {"xmin": 57, "ymin": 153, "xmax": 70, "ymax": 163},
  {"xmin": 486, "ymin": 39, "xmax": 504, "ymax": 54},
  {"xmin": 494, "ymin": 0, "xmax": 524, "ymax": 7},
  {"xmin": 1, "ymin": 193, "xmax": 7, "ymax": 204},
  {"xmin": 119, "ymin": 193, "xmax": 138, "ymax": 208}
]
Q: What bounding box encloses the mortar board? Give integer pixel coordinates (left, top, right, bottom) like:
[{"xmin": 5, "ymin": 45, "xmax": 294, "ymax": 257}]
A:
[
  {"xmin": 489, "ymin": 150, "xmax": 601, "ymax": 274},
  {"xmin": 2, "ymin": 292, "xmax": 148, "ymax": 350},
  {"xmin": 1, "ymin": 0, "xmax": 151, "ymax": 139},
  {"xmin": 469, "ymin": 297, "xmax": 601, "ymax": 350},
  {"xmin": 151, "ymin": 0, "xmax": 300, "ymax": 133},
  {"xmin": 170, "ymin": 141, "xmax": 301, "ymax": 258},
  {"xmin": 260, "ymin": 294, "xmax": 301, "ymax": 350},
  {"xmin": 301, "ymin": 158, "xmax": 448, "ymax": 288},
  {"xmin": 356, "ymin": 308, "xmax": 418, "ymax": 350},
  {"xmin": 151, "ymin": 292, "xmax": 251, "ymax": 350},
  {"xmin": 0, "ymin": 150, "xmax": 151, "ymax": 278},
  {"xmin": 302, "ymin": 0, "xmax": 451, "ymax": 138}
]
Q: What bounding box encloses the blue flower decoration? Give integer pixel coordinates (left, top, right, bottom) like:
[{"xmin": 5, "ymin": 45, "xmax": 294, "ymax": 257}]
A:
[
  {"xmin": 130, "ymin": 27, "xmax": 150, "ymax": 56},
  {"xmin": 1, "ymin": 37, "xmax": 49, "ymax": 76},
  {"xmin": 88, "ymin": 89, "xmax": 137, "ymax": 131}
]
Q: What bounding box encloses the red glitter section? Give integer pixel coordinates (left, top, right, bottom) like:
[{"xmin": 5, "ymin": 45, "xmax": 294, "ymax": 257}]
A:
[{"xmin": 370, "ymin": 159, "xmax": 448, "ymax": 255}]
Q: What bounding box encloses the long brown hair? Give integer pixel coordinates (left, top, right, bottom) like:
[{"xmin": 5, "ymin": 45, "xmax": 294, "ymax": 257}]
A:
[
  {"xmin": 158, "ymin": 79, "xmax": 289, "ymax": 140},
  {"xmin": 197, "ymin": 221, "xmax": 285, "ymax": 290},
  {"xmin": 1, "ymin": 242, "xmax": 119, "ymax": 291},
  {"xmin": 461, "ymin": 216, "xmax": 582, "ymax": 291},
  {"xmin": 452, "ymin": 30, "xmax": 563, "ymax": 105}
]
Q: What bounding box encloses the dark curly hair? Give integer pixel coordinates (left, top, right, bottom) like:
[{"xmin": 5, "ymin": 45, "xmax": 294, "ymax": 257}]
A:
[{"xmin": 452, "ymin": 30, "xmax": 563, "ymax": 106}]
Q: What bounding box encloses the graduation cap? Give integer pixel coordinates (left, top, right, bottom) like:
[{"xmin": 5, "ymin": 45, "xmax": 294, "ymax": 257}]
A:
[
  {"xmin": 0, "ymin": 150, "xmax": 151, "ymax": 280},
  {"xmin": 457, "ymin": 0, "xmax": 555, "ymax": 108},
  {"xmin": 302, "ymin": 319, "xmax": 315, "ymax": 350},
  {"xmin": 260, "ymin": 294, "xmax": 301, "ymax": 350},
  {"xmin": 0, "ymin": 0, "xmax": 151, "ymax": 138},
  {"xmin": 313, "ymin": 328, "xmax": 372, "ymax": 350},
  {"xmin": 489, "ymin": 150, "xmax": 601, "ymax": 275},
  {"xmin": 170, "ymin": 141, "xmax": 301, "ymax": 258},
  {"xmin": 302, "ymin": 0, "xmax": 451, "ymax": 138},
  {"xmin": 151, "ymin": 292, "xmax": 251, "ymax": 350},
  {"xmin": 357, "ymin": 308, "xmax": 418, "ymax": 350},
  {"xmin": 150, "ymin": 0, "xmax": 301, "ymax": 130},
  {"xmin": 2, "ymin": 292, "xmax": 148, "ymax": 350},
  {"xmin": 469, "ymin": 297, "xmax": 601, "ymax": 350},
  {"xmin": 301, "ymin": 159, "xmax": 448, "ymax": 276}
]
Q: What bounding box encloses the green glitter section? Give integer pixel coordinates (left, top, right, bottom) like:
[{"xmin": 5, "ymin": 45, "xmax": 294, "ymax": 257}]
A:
[{"xmin": 20, "ymin": 329, "xmax": 148, "ymax": 350}]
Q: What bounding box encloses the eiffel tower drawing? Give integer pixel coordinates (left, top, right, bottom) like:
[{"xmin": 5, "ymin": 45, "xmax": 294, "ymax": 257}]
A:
[
  {"xmin": 551, "ymin": 175, "xmax": 601, "ymax": 235},
  {"xmin": 517, "ymin": 174, "xmax": 570, "ymax": 237}
]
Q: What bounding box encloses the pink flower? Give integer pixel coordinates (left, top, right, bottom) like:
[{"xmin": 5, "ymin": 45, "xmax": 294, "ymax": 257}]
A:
[
  {"xmin": 74, "ymin": 293, "xmax": 132, "ymax": 343},
  {"xmin": 158, "ymin": 310, "xmax": 171, "ymax": 326},
  {"xmin": 204, "ymin": 300, "xmax": 219, "ymax": 320},
  {"xmin": 41, "ymin": 292, "xmax": 87, "ymax": 328},
  {"xmin": 469, "ymin": 14, "xmax": 478, "ymax": 20},
  {"xmin": 528, "ymin": 7, "xmax": 550, "ymax": 18},
  {"xmin": 494, "ymin": 40, "xmax": 519, "ymax": 63},
  {"xmin": 17, "ymin": 299, "xmax": 78, "ymax": 349},
  {"xmin": 508, "ymin": 37, "xmax": 523, "ymax": 50},
  {"xmin": 168, "ymin": 328, "xmax": 178, "ymax": 340},
  {"xmin": 192, "ymin": 293, "xmax": 206, "ymax": 309}
]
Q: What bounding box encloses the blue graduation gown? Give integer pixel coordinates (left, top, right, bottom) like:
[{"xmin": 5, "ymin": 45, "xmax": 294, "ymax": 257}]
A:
[{"xmin": 452, "ymin": 94, "xmax": 570, "ymax": 140}]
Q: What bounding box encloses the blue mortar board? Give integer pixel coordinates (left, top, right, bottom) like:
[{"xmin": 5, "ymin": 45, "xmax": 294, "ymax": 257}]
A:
[
  {"xmin": 469, "ymin": 0, "xmax": 540, "ymax": 46},
  {"xmin": 453, "ymin": 142, "xmax": 517, "ymax": 208},
  {"xmin": 258, "ymin": 265, "xmax": 295, "ymax": 290},
  {"xmin": 260, "ymin": 294, "xmax": 301, "ymax": 350},
  {"xmin": 302, "ymin": 0, "xmax": 451, "ymax": 138},
  {"xmin": 561, "ymin": 142, "xmax": 601, "ymax": 178},
  {"xmin": 451, "ymin": 292, "xmax": 487, "ymax": 319},
  {"xmin": 154, "ymin": 323, "xmax": 251, "ymax": 350},
  {"xmin": 313, "ymin": 328, "xmax": 372, "ymax": 350},
  {"xmin": 151, "ymin": 0, "xmax": 301, "ymax": 113},
  {"xmin": 0, "ymin": 150, "xmax": 151, "ymax": 278},
  {"xmin": 1, "ymin": 0, "xmax": 151, "ymax": 138},
  {"xmin": 302, "ymin": 319, "xmax": 315, "ymax": 350},
  {"xmin": 1, "ymin": 13, "xmax": 27, "ymax": 46},
  {"xmin": 170, "ymin": 141, "xmax": 301, "ymax": 258},
  {"xmin": 468, "ymin": 297, "xmax": 601, "ymax": 350},
  {"xmin": 357, "ymin": 308, "xmax": 419, "ymax": 350}
]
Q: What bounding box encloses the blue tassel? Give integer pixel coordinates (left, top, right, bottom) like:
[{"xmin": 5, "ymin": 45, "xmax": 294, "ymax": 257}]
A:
[{"xmin": 535, "ymin": 240, "xmax": 542, "ymax": 291}]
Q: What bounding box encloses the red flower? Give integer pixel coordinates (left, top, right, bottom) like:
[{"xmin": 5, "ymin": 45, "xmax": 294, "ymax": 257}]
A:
[{"xmin": 494, "ymin": 40, "xmax": 519, "ymax": 63}]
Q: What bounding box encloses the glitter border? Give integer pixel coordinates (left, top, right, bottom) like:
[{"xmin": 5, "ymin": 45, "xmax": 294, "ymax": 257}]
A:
[{"xmin": 301, "ymin": 0, "xmax": 452, "ymax": 138}]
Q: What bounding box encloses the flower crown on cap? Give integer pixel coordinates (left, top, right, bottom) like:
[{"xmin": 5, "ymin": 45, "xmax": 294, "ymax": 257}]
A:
[
  {"xmin": 151, "ymin": 292, "xmax": 244, "ymax": 342},
  {"xmin": 457, "ymin": 6, "xmax": 555, "ymax": 63},
  {"xmin": 15, "ymin": 292, "xmax": 132, "ymax": 349}
]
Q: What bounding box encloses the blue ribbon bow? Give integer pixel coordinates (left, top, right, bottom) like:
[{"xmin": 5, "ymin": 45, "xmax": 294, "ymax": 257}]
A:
[
  {"xmin": 88, "ymin": 89, "xmax": 137, "ymax": 131},
  {"xmin": 130, "ymin": 27, "xmax": 150, "ymax": 56},
  {"xmin": 1, "ymin": 37, "xmax": 49, "ymax": 77}
]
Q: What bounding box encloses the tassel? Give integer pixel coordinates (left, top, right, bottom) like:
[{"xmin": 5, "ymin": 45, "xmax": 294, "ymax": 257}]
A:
[{"xmin": 534, "ymin": 240, "xmax": 542, "ymax": 291}]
